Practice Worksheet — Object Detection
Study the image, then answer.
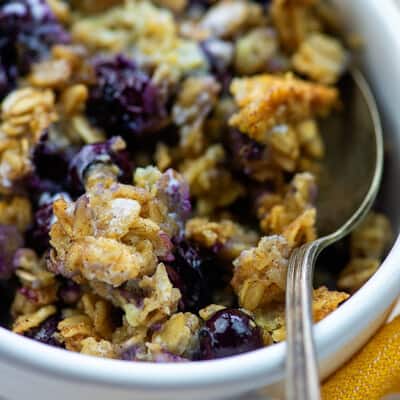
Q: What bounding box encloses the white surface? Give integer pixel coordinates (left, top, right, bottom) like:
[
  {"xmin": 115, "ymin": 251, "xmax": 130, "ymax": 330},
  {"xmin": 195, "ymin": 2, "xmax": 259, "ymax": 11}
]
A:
[{"xmin": 1, "ymin": 1, "xmax": 400, "ymax": 399}]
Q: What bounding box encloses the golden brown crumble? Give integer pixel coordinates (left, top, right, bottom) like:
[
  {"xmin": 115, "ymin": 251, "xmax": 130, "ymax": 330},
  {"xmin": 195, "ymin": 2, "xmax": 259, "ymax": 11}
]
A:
[
  {"xmin": 200, "ymin": 0, "xmax": 264, "ymax": 39},
  {"xmin": 270, "ymin": 0, "xmax": 321, "ymax": 52},
  {"xmin": 257, "ymin": 172, "xmax": 317, "ymax": 247},
  {"xmin": 231, "ymin": 235, "xmax": 291, "ymax": 311},
  {"xmin": 254, "ymin": 286, "xmax": 349, "ymax": 342},
  {"xmin": 0, "ymin": 88, "xmax": 57, "ymax": 191},
  {"xmin": 172, "ymin": 75, "xmax": 221, "ymax": 156},
  {"xmin": 180, "ymin": 145, "xmax": 244, "ymax": 215},
  {"xmin": 186, "ymin": 217, "xmax": 258, "ymax": 259},
  {"xmin": 0, "ymin": 196, "xmax": 32, "ymax": 232},
  {"xmin": 229, "ymin": 73, "xmax": 339, "ymax": 143},
  {"xmin": 292, "ymin": 33, "xmax": 348, "ymax": 84}
]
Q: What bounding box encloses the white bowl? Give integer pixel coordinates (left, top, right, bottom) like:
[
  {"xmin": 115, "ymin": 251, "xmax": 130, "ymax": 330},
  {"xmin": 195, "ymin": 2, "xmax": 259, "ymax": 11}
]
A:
[{"xmin": 1, "ymin": 1, "xmax": 400, "ymax": 399}]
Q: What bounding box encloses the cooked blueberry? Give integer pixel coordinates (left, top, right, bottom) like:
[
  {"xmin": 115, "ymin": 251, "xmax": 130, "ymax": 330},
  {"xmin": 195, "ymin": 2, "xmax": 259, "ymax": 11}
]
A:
[
  {"xmin": 27, "ymin": 192, "xmax": 70, "ymax": 253},
  {"xmin": 86, "ymin": 55, "xmax": 168, "ymax": 141},
  {"xmin": 33, "ymin": 133, "xmax": 75, "ymax": 183},
  {"xmin": 169, "ymin": 241, "xmax": 221, "ymax": 313},
  {"xmin": 0, "ymin": 0, "xmax": 69, "ymax": 100},
  {"xmin": 0, "ymin": 225, "xmax": 23, "ymax": 280},
  {"xmin": 199, "ymin": 309, "xmax": 263, "ymax": 360},
  {"xmin": 30, "ymin": 202, "xmax": 53, "ymax": 252},
  {"xmin": 24, "ymin": 314, "xmax": 63, "ymax": 348},
  {"xmin": 68, "ymin": 136, "xmax": 133, "ymax": 194}
]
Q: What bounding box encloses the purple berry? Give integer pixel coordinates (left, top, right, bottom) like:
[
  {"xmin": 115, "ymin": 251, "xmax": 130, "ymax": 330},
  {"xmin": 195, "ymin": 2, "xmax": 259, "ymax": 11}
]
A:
[
  {"xmin": 199, "ymin": 309, "xmax": 263, "ymax": 360},
  {"xmin": 68, "ymin": 136, "xmax": 133, "ymax": 194},
  {"xmin": 0, "ymin": 0, "xmax": 70, "ymax": 100},
  {"xmin": 27, "ymin": 192, "xmax": 70, "ymax": 253},
  {"xmin": 24, "ymin": 314, "xmax": 63, "ymax": 348},
  {"xmin": 169, "ymin": 241, "xmax": 220, "ymax": 313},
  {"xmin": 33, "ymin": 133, "xmax": 76, "ymax": 183},
  {"xmin": 86, "ymin": 55, "xmax": 168, "ymax": 141},
  {"xmin": 0, "ymin": 225, "xmax": 23, "ymax": 280}
]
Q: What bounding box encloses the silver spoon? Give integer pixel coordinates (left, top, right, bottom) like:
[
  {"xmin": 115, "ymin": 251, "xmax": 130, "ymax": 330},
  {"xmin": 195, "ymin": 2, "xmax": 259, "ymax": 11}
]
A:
[{"xmin": 285, "ymin": 68, "xmax": 384, "ymax": 400}]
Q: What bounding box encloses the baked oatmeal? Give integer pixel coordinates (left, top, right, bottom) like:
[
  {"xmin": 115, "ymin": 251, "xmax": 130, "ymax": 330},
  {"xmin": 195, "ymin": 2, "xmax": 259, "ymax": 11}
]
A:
[{"xmin": 0, "ymin": 0, "xmax": 392, "ymax": 362}]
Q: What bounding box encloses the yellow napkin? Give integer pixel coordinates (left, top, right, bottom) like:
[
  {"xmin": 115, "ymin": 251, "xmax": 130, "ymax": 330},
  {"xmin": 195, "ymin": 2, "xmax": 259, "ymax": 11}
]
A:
[{"xmin": 322, "ymin": 315, "xmax": 400, "ymax": 399}]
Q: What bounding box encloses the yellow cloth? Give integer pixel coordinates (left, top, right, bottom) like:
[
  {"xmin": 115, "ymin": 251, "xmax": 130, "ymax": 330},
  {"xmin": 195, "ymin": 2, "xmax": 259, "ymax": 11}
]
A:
[{"xmin": 322, "ymin": 315, "xmax": 400, "ymax": 399}]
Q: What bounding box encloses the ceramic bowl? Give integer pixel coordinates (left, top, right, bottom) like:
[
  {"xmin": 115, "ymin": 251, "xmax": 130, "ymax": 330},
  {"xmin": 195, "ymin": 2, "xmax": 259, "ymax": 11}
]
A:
[{"xmin": 1, "ymin": 1, "xmax": 400, "ymax": 399}]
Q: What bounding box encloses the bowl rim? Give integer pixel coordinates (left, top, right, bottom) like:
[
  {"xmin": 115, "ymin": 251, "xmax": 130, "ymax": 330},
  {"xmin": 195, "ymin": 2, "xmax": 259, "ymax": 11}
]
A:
[{"xmin": 1, "ymin": 0, "xmax": 400, "ymax": 392}]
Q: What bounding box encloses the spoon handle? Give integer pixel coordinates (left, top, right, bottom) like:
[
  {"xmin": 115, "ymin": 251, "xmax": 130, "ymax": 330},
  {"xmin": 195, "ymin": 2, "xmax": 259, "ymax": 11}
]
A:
[{"xmin": 285, "ymin": 242, "xmax": 321, "ymax": 400}]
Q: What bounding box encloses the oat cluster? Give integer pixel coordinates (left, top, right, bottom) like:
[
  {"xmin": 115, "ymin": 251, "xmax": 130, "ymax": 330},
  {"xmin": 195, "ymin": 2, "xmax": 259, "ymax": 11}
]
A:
[{"xmin": 0, "ymin": 0, "xmax": 392, "ymax": 362}]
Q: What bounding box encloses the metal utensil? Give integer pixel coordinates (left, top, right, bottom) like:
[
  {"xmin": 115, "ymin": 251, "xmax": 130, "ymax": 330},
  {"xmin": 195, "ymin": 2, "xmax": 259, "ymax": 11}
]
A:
[{"xmin": 285, "ymin": 69, "xmax": 384, "ymax": 400}]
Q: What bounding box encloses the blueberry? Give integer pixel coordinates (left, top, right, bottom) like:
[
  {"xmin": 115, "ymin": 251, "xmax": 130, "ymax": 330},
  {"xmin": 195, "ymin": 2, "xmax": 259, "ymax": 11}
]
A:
[
  {"xmin": 169, "ymin": 241, "xmax": 221, "ymax": 313},
  {"xmin": 0, "ymin": 0, "xmax": 70, "ymax": 100},
  {"xmin": 86, "ymin": 55, "xmax": 168, "ymax": 141},
  {"xmin": 27, "ymin": 192, "xmax": 70, "ymax": 253},
  {"xmin": 199, "ymin": 309, "xmax": 263, "ymax": 360},
  {"xmin": 33, "ymin": 133, "xmax": 76, "ymax": 183},
  {"xmin": 68, "ymin": 136, "xmax": 133, "ymax": 194},
  {"xmin": 24, "ymin": 314, "xmax": 63, "ymax": 348},
  {"xmin": 0, "ymin": 225, "xmax": 23, "ymax": 280}
]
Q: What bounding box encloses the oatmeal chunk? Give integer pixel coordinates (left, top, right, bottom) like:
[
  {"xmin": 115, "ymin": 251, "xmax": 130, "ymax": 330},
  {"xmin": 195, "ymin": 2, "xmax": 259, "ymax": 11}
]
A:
[
  {"xmin": 123, "ymin": 263, "xmax": 181, "ymax": 329},
  {"xmin": 258, "ymin": 172, "xmax": 317, "ymax": 247},
  {"xmin": 337, "ymin": 258, "xmax": 380, "ymax": 293},
  {"xmin": 172, "ymin": 75, "xmax": 221, "ymax": 156},
  {"xmin": 234, "ymin": 28, "xmax": 279, "ymax": 75},
  {"xmin": 271, "ymin": 0, "xmax": 321, "ymax": 51},
  {"xmin": 293, "ymin": 33, "xmax": 348, "ymax": 84},
  {"xmin": 186, "ymin": 217, "xmax": 258, "ymax": 259},
  {"xmin": 13, "ymin": 305, "xmax": 57, "ymax": 334},
  {"xmin": 200, "ymin": 0, "xmax": 264, "ymax": 38},
  {"xmin": 254, "ymin": 286, "xmax": 349, "ymax": 342},
  {"xmin": 0, "ymin": 88, "xmax": 57, "ymax": 191},
  {"xmin": 57, "ymin": 314, "xmax": 95, "ymax": 351},
  {"xmin": 151, "ymin": 312, "xmax": 200, "ymax": 357},
  {"xmin": 338, "ymin": 212, "xmax": 392, "ymax": 292},
  {"xmin": 80, "ymin": 337, "xmax": 117, "ymax": 358},
  {"xmin": 71, "ymin": 1, "xmax": 207, "ymax": 78},
  {"xmin": 350, "ymin": 212, "xmax": 392, "ymax": 259},
  {"xmin": 180, "ymin": 145, "xmax": 244, "ymax": 215},
  {"xmin": 49, "ymin": 168, "xmax": 183, "ymax": 286},
  {"xmin": 229, "ymin": 73, "xmax": 339, "ymax": 143},
  {"xmin": 231, "ymin": 235, "xmax": 291, "ymax": 311},
  {"xmin": 0, "ymin": 196, "xmax": 32, "ymax": 232},
  {"xmin": 296, "ymin": 119, "xmax": 324, "ymax": 159},
  {"xmin": 311, "ymin": 286, "xmax": 350, "ymax": 322}
]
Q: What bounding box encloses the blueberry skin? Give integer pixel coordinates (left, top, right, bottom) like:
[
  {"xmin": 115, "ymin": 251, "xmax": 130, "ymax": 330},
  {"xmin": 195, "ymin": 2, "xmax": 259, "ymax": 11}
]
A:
[
  {"xmin": 86, "ymin": 55, "xmax": 167, "ymax": 141},
  {"xmin": 169, "ymin": 241, "xmax": 221, "ymax": 313},
  {"xmin": 0, "ymin": 0, "xmax": 69, "ymax": 100},
  {"xmin": 199, "ymin": 309, "xmax": 263, "ymax": 360}
]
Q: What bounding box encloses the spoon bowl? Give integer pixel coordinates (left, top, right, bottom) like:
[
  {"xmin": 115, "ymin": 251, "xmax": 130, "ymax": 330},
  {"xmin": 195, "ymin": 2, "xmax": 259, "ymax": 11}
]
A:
[{"xmin": 285, "ymin": 69, "xmax": 383, "ymax": 400}]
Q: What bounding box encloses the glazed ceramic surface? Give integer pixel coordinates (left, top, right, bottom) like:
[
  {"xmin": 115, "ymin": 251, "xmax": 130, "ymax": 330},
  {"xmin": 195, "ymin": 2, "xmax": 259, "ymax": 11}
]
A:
[{"xmin": 1, "ymin": 1, "xmax": 400, "ymax": 399}]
